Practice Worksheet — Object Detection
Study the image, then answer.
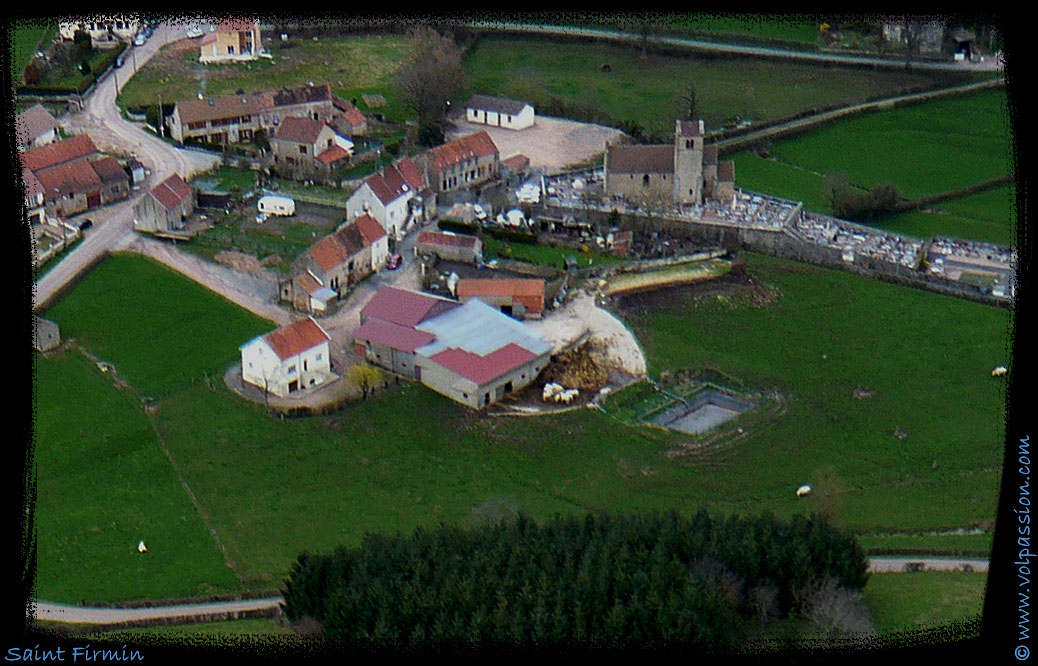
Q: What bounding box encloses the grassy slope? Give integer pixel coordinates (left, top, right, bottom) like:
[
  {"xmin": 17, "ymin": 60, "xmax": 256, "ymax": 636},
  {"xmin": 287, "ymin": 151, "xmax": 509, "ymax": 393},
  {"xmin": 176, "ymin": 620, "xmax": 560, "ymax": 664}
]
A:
[
  {"xmin": 41, "ymin": 254, "xmax": 275, "ymax": 400},
  {"xmin": 865, "ymin": 572, "xmax": 985, "ymax": 634},
  {"xmin": 13, "ymin": 19, "xmax": 53, "ymax": 77},
  {"xmin": 463, "ymin": 35, "xmax": 964, "ymax": 136},
  {"xmin": 33, "ymin": 350, "xmax": 240, "ymax": 604}
]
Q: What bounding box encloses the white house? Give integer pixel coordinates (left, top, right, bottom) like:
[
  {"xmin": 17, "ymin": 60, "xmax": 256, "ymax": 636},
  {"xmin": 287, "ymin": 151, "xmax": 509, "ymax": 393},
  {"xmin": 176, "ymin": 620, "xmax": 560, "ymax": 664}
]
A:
[
  {"xmin": 465, "ymin": 94, "xmax": 535, "ymax": 131},
  {"xmin": 345, "ymin": 158, "xmax": 426, "ymax": 240},
  {"xmin": 59, "ymin": 17, "xmax": 140, "ymax": 47},
  {"xmin": 239, "ymin": 317, "xmax": 332, "ymax": 398},
  {"xmin": 16, "ymin": 105, "xmax": 60, "ymax": 151}
]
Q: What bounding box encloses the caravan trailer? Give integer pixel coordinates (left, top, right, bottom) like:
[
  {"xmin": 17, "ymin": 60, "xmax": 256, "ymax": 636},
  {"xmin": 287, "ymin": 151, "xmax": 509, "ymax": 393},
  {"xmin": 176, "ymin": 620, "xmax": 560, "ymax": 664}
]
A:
[{"xmin": 258, "ymin": 195, "xmax": 296, "ymax": 217}]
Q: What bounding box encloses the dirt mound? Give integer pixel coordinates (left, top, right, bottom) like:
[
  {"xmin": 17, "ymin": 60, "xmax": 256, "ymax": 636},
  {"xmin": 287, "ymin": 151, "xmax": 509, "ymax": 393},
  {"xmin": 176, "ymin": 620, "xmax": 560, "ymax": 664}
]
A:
[
  {"xmin": 613, "ymin": 270, "xmax": 777, "ymax": 316},
  {"xmin": 215, "ymin": 251, "xmax": 267, "ymax": 274},
  {"xmin": 540, "ymin": 341, "xmax": 609, "ymax": 391}
]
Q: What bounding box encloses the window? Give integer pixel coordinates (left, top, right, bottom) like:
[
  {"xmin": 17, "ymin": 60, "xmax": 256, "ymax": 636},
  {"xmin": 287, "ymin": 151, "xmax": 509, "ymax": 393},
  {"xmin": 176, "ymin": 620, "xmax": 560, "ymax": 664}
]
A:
[
  {"xmin": 316, "ymin": 353, "xmax": 322, "ymax": 361},
  {"xmin": 299, "ymin": 145, "xmax": 307, "ymax": 154},
  {"xmin": 228, "ymin": 46, "xmax": 235, "ymax": 55},
  {"xmin": 288, "ymin": 365, "xmax": 297, "ymax": 374},
  {"xmin": 643, "ymin": 174, "xmax": 650, "ymax": 187}
]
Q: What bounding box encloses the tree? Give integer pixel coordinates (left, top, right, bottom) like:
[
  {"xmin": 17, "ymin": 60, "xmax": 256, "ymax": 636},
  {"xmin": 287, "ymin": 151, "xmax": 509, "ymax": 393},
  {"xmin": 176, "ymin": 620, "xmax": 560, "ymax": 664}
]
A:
[
  {"xmin": 393, "ymin": 26, "xmax": 466, "ymax": 135},
  {"xmin": 348, "ymin": 363, "xmax": 383, "ymax": 399},
  {"xmin": 799, "ymin": 576, "xmax": 876, "ymax": 636},
  {"xmin": 23, "ymin": 62, "xmax": 43, "ymax": 85},
  {"xmin": 682, "ymin": 83, "xmax": 698, "ymax": 122}
]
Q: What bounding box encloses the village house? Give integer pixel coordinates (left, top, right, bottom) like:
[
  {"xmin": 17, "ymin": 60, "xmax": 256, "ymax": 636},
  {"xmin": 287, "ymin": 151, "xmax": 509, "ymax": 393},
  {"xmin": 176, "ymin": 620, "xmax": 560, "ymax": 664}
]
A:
[
  {"xmin": 271, "ymin": 116, "xmax": 353, "ymax": 177},
  {"xmin": 465, "ymin": 94, "xmax": 536, "ymax": 131},
  {"xmin": 59, "ymin": 18, "xmax": 139, "ymax": 47},
  {"xmin": 16, "ymin": 105, "xmax": 60, "ymax": 151},
  {"xmin": 282, "ymin": 214, "xmax": 388, "ymax": 313},
  {"xmin": 34, "ymin": 316, "xmax": 61, "ymax": 353},
  {"xmin": 167, "ymin": 83, "xmax": 337, "ymax": 145},
  {"xmin": 22, "ymin": 135, "xmax": 130, "ymax": 218},
  {"xmin": 199, "ymin": 18, "xmax": 262, "ymax": 63},
  {"xmin": 132, "ymin": 173, "xmax": 195, "ymax": 234},
  {"xmin": 604, "ymin": 119, "xmax": 735, "ymax": 208},
  {"xmin": 346, "ymin": 158, "xmax": 432, "ymax": 240},
  {"xmin": 240, "ymin": 317, "xmax": 332, "ymax": 398},
  {"xmin": 417, "ymin": 130, "xmax": 500, "ymax": 197},
  {"xmin": 455, "ymin": 278, "xmax": 545, "ymax": 319},
  {"xmin": 353, "ymin": 286, "xmax": 552, "ymax": 409},
  {"xmin": 415, "ymin": 230, "xmax": 482, "ymax": 264},
  {"xmin": 332, "ymin": 97, "xmax": 368, "ymax": 136}
]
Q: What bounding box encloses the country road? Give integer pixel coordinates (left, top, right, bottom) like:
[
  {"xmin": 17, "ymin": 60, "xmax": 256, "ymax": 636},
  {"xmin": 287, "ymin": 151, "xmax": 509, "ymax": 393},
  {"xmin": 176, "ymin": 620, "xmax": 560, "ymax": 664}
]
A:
[
  {"xmin": 32, "ymin": 22, "xmax": 221, "ymax": 314},
  {"xmin": 31, "ymin": 557, "xmax": 988, "ymax": 626}
]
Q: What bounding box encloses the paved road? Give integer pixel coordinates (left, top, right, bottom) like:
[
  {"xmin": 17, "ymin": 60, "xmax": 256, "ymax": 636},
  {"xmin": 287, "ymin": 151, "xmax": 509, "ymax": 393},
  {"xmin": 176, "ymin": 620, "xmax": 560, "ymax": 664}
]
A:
[
  {"xmin": 471, "ymin": 22, "xmax": 1004, "ymax": 72},
  {"xmin": 31, "ymin": 557, "xmax": 988, "ymax": 626},
  {"xmin": 32, "ymin": 22, "xmax": 221, "ymax": 314}
]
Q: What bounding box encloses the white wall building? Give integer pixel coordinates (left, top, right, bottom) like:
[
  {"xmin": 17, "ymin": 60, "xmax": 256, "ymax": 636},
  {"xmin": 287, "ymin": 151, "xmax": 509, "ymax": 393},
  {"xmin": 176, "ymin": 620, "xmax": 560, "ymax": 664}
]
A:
[
  {"xmin": 239, "ymin": 317, "xmax": 332, "ymax": 398},
  {"xmin": 465, "ymin": 94, "xmax": 535, "ymax": 131}
]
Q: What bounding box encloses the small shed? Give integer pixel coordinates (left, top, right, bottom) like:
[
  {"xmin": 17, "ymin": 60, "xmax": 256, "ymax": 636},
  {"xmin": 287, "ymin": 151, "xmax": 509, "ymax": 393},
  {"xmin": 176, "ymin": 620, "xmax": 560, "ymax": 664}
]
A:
[{"xmin": 34, "ymin": 316, "xmax": 61, "ymax": 352}]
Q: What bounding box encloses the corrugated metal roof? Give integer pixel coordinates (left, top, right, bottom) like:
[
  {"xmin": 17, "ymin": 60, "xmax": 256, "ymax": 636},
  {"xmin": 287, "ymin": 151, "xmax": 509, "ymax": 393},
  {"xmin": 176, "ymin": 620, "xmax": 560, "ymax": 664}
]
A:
[{"xmin": 416, "ymin": 299, "xmax": 551, "ymax": 358}]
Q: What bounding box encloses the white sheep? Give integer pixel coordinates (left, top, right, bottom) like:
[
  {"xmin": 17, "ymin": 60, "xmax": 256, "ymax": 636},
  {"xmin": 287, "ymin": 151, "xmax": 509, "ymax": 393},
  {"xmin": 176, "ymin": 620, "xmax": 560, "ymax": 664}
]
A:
[
  {"xmin": 543, "ymin": 383, "xmax": 564, "ymax": 401},
  {"xmin": 796, "ymin": 485, "xmax": 812, "ymax": 498},
  {"xmin": 992, "ymin": 366, "xmax": 1008, "ymax": 377},
  {"xmin": 138, "ymin": 540, "xmax": 148, "ymax": 554}
]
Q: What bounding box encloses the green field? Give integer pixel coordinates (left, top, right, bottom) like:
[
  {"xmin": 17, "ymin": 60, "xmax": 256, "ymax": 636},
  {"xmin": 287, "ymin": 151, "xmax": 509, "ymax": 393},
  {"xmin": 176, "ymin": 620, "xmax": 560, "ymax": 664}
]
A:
[
  {"xmin": 33, "ymin": 349, "xmax": 240, "ymax": 604},
  {"xmin": 864, "ymin": 572, "xmax": 985, "ymax": 634},
  {"xmin": 13, "ymin": 19, "xmax": 54, "ymax": 77},
  {"xmin": 42, "ymin": 254, "xmax": 274, "ymax": 400},
  {"xmin": 482, "ymin": 235, "xmax": 624, "ymax": 268},
  {"xmin": 867, "ymin": 184, "xmax": 1017, "ymax": 246},
  {"xmin": 33, "ymin": 251, "xmax": 1009, "ymax": 606},
  {"xmin": 462, "ymin": 34, "xmax": 969, "ymax": 138},
  {"xmin": 857, "ymin": 532, "xmax": 992, "ymax": 554},
  {"xmin": 117, "ymin": 35, "xmax": 414, "ymax": 121}
]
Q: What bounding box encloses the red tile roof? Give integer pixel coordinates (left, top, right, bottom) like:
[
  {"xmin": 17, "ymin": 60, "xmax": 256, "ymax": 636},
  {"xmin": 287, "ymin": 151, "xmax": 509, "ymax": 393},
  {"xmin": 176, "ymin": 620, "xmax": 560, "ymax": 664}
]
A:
[
  {"xmin": 353, "ymin": 214, "xmax": 386, "ymax": 245},
  {"xmin": 263, "ymin": 317, "xmax": 329, "ymax": 360},
  {"xmin": 360, "ymin": 286, "xmax": 460, "ymax": 328},
  {"xmin": 23, "ymin": 167, "xmax": 43, "ymax": 202},
  {"xmin": 425, "ymin": 131, "xmax": 498, "ymax": 174},
  {"xmin": 294, "ymin": 271, "xmax": 323, "ymax": 296},
  {"xmin": 20, "ymin": 134, "xmax": 99, "ymax": 173},
  {"xmin": 457, "ymin": 279, "xmax": 545, "ymax": 299},
  {"xmin": 89, "ymin": 157, "xmax": 128, "ymax": 185},
  {"xmin": 339, "ymin": 106, "xmax": 366, "ymax": 127},
  {"xmin": 703, "ymin": 144, "xmax": 718, "ymax": 167},
  {"xmin": 273, "ymin": 83, "xmax": 333, "ymax": 108},
  {"xmin": 176, "ymin": 92, "xmax": 273, "ymax": 126},
  {"xmin": 150, "ymin": 173, "xmax": 193, "ymax": 210},
  {"xmin": 501, "ymin": 154, "xmax": 530, "ymax": 172},
  {"xmin": 429, "ymin": 343, "xmax": 537, "ymax": 385},
  {"xmin": 364, "ymin": 162, "xmax": 418, "ymax": 206},
  {"xmin": 216, "ymin": 18, "xmax": 257, "ymax": 32},
  {"xmin": 35, "ymin": 159, "xmax": 102, "ymax": 200},
  {"xmin": 316, "ymin": 145, "xmax": 351, "ymax": 165},
  {"xmin": 396, "ymin": 157, "xmax": 426, "ymax": 191},
  {"xmin": 275, "ymin": 116, "xmax": 328, "ymax": 144},
  {"xmin": 416, "ymin": 230, "xmax": 479, "ymax": 249},
  {"xmin": 309, "ymin": 225, "xmax": 365, "ymax": 272},
  {"xmin": 353, "ymin": 318, "xmax": 437, "ymax": 353}
]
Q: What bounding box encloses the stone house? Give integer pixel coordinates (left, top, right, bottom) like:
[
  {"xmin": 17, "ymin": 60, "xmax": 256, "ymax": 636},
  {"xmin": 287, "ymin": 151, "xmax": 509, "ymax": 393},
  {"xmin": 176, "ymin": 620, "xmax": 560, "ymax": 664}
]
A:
[
  {"xmin": 133, "ymin": 173, "xmax": 195, "ymax": 233},
  {"xmin": 417, "ymin": 130, "xmax": 499, "ymax": 196},
  {"xmin": 272, "ymin": 116, "xmax": 352, "ymax": 177},
  {"xmin": 346, "ymin": 158, "xmax": 432, "ymax": 240},
  {"xmin": 415, "ymin": 230, "xmax": 482, "ymax": 264}
]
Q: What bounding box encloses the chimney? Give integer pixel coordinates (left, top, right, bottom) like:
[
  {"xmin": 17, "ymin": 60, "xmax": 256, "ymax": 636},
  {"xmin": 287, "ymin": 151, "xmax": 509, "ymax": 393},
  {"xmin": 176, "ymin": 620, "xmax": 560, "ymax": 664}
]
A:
[{"xmin": 699, "ymin": 119, "xmax": 704, "ymax": 134}]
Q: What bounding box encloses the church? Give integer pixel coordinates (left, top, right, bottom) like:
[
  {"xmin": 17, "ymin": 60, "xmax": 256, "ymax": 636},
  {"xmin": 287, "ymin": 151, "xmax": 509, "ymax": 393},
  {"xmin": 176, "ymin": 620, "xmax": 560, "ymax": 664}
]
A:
[{"xmin": 604, "ymin": 120, "xmax": 735, "ymax": 207}]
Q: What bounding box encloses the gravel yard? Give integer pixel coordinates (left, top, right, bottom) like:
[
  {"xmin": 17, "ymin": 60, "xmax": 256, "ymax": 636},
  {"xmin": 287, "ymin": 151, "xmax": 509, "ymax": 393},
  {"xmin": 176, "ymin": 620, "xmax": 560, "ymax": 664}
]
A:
[{"xmin": 446, "ymin": 115, "xmax": 625, "ymax": 172}]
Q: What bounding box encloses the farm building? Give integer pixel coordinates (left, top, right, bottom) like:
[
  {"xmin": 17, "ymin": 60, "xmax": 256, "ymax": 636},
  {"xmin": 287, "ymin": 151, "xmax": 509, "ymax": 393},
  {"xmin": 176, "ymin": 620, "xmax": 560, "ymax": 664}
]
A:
[
  {"xmin": 455, "ymin": 279, "xmax": 545, "ymax": 319},
  {"xmin": 133, "ymin": 173, "xmax": 195, "ymax": 233},
  {"xmin": 346, "ymin": 158, "xmax": 432, "ymax": 239},
  {"xmin": 415, "ymin": 230, "xmax": 482, "ymax": 264},
  {"xmin": 604, "ymin": 119, "xmax": 734, "ymax": 207},
  {"xmin": 353, "ymin": 287, "xmax": 552, "ymax": 409},
  {"xmin": 34, "ymin": 317, "xmax": 61, "ymax": 352},
  {"xmin": 465, "ymin": 94, "xmax": 536, "ymax": 131},
  {"xmin": 332, "ymin": 97, "xmax": 368, "ymax": 136},
  {"xmin": 272, "ymin": 116, "xmax": 353, "ymax": 176},
  {"xmin": 240, "ymin": 317, "xmax": 332, "ymax": 398},
  {"xmin": 284, "ymin": 214, "xmax": 388, "ymax": 312},
  {"xmin": 16, "ymin": 105, "xmax": 60, "ymax": 151},
  {"xmin": 199, "ymin": 18, "xmax": 262, "ymax": 63},
  {"xmin": 31, "ymin": 155, "xmax": 129, "ymax": 218},
  {"xmin": 417, "ymin": 131, "xmax": 500, "ymax": 196}
]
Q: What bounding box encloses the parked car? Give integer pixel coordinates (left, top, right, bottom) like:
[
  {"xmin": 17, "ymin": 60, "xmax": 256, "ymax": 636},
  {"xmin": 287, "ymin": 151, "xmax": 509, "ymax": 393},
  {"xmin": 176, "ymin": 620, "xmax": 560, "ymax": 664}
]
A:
[
  {"xmin": 78, "ymin": 218, "xmax": 93, "ymax": 231},
  {"xmin": 387, "ymin": 253, "xmax": 403, "ymax": 270},
  {"xmin": 186, "ymin": 26, "xmax": 204, "ymax": 39},
  {"xmin": 114, "ymin": 52, "xmax": 126, "ymax": 67},
  {"xmin": 134, "ymin": 33, "xmax": 147, "ymax": 46}
]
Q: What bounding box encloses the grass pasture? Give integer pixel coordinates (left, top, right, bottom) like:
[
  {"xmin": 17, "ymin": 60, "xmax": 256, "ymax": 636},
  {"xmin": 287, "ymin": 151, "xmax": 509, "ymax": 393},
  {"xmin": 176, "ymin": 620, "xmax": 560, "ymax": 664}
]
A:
[
  {"xmin": 117, "ymin": 35, "xmax": 413, "ymax": 121},
  {"xmin": 13, "ymin": 18, "xmax": 54, "ymax": 77},
  {"xmin": 865, "ymin": 572, "xmax": 986, "ymax": 634},
  {"xmin": 32, "ymin": 250, "xmax": 1009, "ymax": 606},
  {"xmin": 462, "ymin": 34, "xmax": 969, "ymax": 138},
  {"xmin": 41, "ymin": 254, "xmax": 274, "ymax": 400}
]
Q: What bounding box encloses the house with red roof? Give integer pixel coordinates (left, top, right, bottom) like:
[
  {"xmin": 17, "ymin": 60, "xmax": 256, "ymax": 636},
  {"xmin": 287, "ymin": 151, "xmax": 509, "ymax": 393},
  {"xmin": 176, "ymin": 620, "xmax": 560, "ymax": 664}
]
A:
[
  {"xmin": 346, "ymin": 157, "xmax": 432, "ymax": 240},
  {"xmin": 416, "ymin": 130, "xmax": 499, "ymax": 196},
  {"xmin": 133, "ymin": 173, "xmax": 195, "ymax": 234},
  {"xmin": 199, "ymin": 18, "xmax": 262, "ymax": 63},
  {"xmin": 282, "ymin": 214, "xmax": 389, "ymax": 314},
  {"xmin": 332, "ymin": 97, "xmax": 368, "ymax": 136},
  {"xmin": 239, "ymin": 317, "xmax": 332, "ymax": 398},
  {"xmin": 353, "ymin": 286, "xmax": 552, "ymax": 408},
  {"xmin": 21, "ymin": 134, "xmax": 129, "ymax": 217},
  {"xmin": 272, "ymin": 116, "xmax": 353, "ymax": 178}
]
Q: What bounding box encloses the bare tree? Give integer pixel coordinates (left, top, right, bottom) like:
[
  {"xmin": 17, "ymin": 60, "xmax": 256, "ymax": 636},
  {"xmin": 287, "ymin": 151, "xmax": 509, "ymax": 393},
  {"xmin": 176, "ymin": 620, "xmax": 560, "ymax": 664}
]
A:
[
  {"xmin": 393, "ymin": 26, "xmax": 467, "ymax": 135},
  {"xmin": 799, "ymin": 576, "xmax": 876, "ymax": 636}
]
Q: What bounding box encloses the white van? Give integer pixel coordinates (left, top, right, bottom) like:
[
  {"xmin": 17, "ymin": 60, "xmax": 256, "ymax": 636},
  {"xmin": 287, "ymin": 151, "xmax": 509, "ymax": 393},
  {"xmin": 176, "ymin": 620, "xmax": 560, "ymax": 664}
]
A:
[{"xmin": 258, "ymin": 195, "xmax": 295, "ymax": 217}]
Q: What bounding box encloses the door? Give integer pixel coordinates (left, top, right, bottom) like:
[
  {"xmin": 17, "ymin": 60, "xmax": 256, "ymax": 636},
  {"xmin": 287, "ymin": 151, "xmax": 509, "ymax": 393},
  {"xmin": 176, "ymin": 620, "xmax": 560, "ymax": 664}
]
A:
[
  {"xmin": 87, "ymin": 191, "xmax": 101, "ymax": 208},
  {"xmin": 288, "ymin": 380, "xmax": 299, "ymax": 393}
]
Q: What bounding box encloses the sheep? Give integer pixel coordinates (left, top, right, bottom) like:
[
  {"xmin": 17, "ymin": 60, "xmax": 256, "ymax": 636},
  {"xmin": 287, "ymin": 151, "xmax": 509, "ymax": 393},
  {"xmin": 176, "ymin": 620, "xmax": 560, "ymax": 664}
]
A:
[
  {"xmin": 543, "ymin": 383, "xmax": 564, "ymax": 402},
  {"xmin": 138, "ymin": 540, "xmax": 148, "ymax": 554},
  {"xmin": 796, "ymin": 485, "xmax": 812, "ymax": 498},
  {"xmin": 992, "ymin": 366, "xmax": 1008, "ymax": 377}
]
